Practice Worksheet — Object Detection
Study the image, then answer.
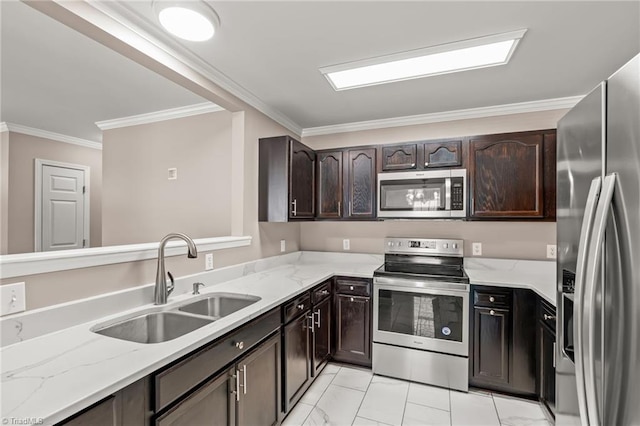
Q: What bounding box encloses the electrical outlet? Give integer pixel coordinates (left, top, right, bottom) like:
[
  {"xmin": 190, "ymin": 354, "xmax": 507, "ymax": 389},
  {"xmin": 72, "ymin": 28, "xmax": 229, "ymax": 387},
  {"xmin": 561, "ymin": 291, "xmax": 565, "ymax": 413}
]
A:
[
  {"xmin": 343, "ymin": 239, "xmax": 350, "ymax": 250},
  {"xmin": 280, "ymin": 240, "xmax": 286, "ymax": 252},
  {"xmin": 205, "ymin": 253, "xmax": 214, "ymax": 271},
  {"xmin": 1, "ymin": 282, "xmax": 26, "ymax": 316},
  {"xmin": 547, "ymin": 244, "xmax": 557, "ymax": 259},
  {"xmin": 472, "ymin": 242, "xmax": 482, "ymax": 256}
]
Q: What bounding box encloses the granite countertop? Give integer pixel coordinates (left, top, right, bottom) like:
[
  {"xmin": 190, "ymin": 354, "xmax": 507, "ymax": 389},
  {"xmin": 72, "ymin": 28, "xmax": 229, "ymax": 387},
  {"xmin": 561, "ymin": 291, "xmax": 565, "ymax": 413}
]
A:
[{"xmin": 0, "ymin": 252, "xmax": 556, "ymax": 425}]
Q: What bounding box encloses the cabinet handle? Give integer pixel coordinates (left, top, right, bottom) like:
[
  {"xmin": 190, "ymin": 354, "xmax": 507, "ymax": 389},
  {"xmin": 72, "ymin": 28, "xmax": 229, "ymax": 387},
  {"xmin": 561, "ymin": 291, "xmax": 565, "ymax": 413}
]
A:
[
  {"xmin": 321, "ymin": 290, "xmax": 330, "ymax": 295},
  {"xmin": 489, "ymin": 296, "xmax": 495, "ymax": 302},
  {"xmin": 424, "ymin": 161, "xmax": 429, "ymax": 167},
  {"xmin": 489, "ymin": 309, "xmax": 495, "ymax": 316},
  {"xmin": 291, "ymin": 199, "xmax": 297, "ymax": 216},
  {"xmin": 234, "ymin": 372, "xmax": 240, "ymax": 401},
  {"xmin": 350, "ymin": 286, "xmax": 354, "ymax": 290},
  {"xmin": 350, "ymin": 297, "xmax": 354, "ymax": 302},
  {"xmin": 553, "ymin": 342, "xmax": 556, "ymax": 368},
  {"xmin": 308, "ymin": 314, "xmax": 315, "ymax": 333},
  {"xmin": 411, "ymin": 163, "xmax": 416, "ymax": 167},
  {"xmin": 338, "ymin": 201, "xmax": 341, "ymax": 215},
  {"xmin": 241, "ymin": 365, "xmax": 247, "ymax": 395},
  {"xmin": 315, "ymin": 309, "xmax": 321, "ymax": 328},
  {"xmin": 297, "ymin": 304, "xmax": 305, "ymax": 310},
  {"xmin": 544, "ymin": 314, "xmax": 556, "ymax": 321},
  {"xmin": 235, "ymin": 341, "xmax": 244, "ymax": 350}
]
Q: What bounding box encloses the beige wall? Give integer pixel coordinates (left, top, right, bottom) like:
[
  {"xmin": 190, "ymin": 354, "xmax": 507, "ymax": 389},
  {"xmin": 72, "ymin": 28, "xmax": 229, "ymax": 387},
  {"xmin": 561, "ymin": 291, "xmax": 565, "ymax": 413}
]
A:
[
  {"xmin": 300, "ymin": 109, "xmax": 567, "ymax": 260},
  {"xmin": 1, "ymin": 131, "xmax": 9, "ymax": 254},
  {"xmin": 4, "ymin": 132, "xmax": 102, "ymax": 254},
  {"xmin": 101, "ymin": 111, "xmax": 233, "ymax": 245}
]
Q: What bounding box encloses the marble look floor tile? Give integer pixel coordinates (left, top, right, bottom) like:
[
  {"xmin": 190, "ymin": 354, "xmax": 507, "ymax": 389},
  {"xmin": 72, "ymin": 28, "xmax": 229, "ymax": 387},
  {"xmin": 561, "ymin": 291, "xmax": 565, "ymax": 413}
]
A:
[
  {"xmin": 450, "ymin": 391, "xmax": 500, "ymax": 426},
  {"xmin": 283, "ymin": 402, "xmax": 315, "ymax": 426},
  {"xmin": 357, "ymin": 376, "xmax": 409, "ymax": 425},
  {"xmin": 403, "ymin": 402, "xmax": 451, "ymax": 426},
  {"xmin": 321, "ymin": 363, "xmax": 342, "ymax": 375},
  {"xmin": 301, "ymin": 372, "xmax": 337, "ymax": 405},
  {"xmin": 303, "ymin": 384, "xmax": 365, "ymax": 426},
  {"xmin": 332, "ymin": 366, "xmax": 373, "ymax": 392},
  {"xmin": 492, "ymin": 395, "xmax": 551, "ymax": 426},
  {"xmin": 352, "ymin": 416, "xmax": 393, "ymax": 426},
  {"xmin": 406, "ymin": 382, "xmax": 450, "ymax": 412}
]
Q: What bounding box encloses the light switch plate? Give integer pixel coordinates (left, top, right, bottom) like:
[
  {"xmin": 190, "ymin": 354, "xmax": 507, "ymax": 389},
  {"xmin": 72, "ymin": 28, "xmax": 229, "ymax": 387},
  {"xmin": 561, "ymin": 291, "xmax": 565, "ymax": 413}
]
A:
[
  {"xmin": 280, "ymin": 240, "xmax": 286, "ymax": 252},
  {"xmin": 472, "ymin": 242, "xmax": 482, "ymax": 256},
  {"xmin": 343, "ymin": 239, "xmax": 350, "ymax": 250},
  {"xmin": 1, "ymin": 282, "xmax": 26, "ymax": 316},
  {"xmin": 205, "ymin": 253, "xmax": 214, "ymax": 271}
]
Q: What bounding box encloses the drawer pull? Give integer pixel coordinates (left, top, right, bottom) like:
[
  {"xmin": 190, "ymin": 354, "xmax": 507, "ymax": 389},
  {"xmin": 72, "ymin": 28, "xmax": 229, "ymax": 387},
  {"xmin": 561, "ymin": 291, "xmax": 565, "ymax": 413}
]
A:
[
  {"xmin": 321, "ymin": 290, "xmax": 330, "ymax": 295},
  {"xmin": 350, "ymin": 286, "xmax": 354, "ymax": 290},
  {"xmin": 544, "ymin": 314, "xmax": 556, "ymax": 321},
  {"xmin": 490, "ymin": 310, "xmax": 495, "ymax": 316},
  {"xmin": 297, "ymin": 304, "xmax": 305, "ymax": 310},
  {"xmin": 235, "ymin": 341, "xmax": 244, "ymax": 350},
  {"xmin": 489, "ymin": 296, "xmax": 495, "ymax": 302}
]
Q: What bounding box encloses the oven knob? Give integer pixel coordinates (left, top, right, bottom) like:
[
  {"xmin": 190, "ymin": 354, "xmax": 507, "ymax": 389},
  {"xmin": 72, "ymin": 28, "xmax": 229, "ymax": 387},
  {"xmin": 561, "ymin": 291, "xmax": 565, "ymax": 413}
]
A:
[
  {"xmin": 453, "ymin": 243, "xmax": 459, "ymax": 250},
  {"xmin": 443, "ymin": 243, "xmax": 449, "ymax": 249},
  {"xmin": 388, "ymin": 241, "xmax": 394, "ymax": 247}
]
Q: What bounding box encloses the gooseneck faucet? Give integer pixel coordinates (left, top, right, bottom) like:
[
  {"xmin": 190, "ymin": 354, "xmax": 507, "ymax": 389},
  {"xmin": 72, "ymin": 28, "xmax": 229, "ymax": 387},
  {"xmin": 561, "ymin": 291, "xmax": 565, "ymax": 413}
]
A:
[{"xmin": 154, "ymin": 233, "xmax": 198, "ymax": 305}]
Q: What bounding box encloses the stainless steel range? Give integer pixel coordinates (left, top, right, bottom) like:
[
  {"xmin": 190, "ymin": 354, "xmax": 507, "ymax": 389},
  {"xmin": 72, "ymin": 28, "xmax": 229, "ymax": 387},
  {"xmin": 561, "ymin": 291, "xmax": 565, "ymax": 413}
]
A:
[{"xmin": 372, "ymin": 237, "xmax": 470, "ymax": 392}]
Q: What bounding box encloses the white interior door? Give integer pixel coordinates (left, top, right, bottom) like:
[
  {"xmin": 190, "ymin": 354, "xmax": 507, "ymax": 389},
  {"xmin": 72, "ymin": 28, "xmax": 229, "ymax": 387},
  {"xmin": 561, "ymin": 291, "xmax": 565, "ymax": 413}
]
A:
[{"xmin": 36, "ymin": 161, "xmax": 89, "ymax": 251}]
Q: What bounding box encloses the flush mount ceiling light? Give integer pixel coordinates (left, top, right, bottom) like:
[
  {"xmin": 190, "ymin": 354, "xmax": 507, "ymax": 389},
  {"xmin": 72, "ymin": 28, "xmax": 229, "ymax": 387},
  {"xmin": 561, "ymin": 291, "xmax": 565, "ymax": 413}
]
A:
[
  {"xmin": 152, "ymin": 0, "xmax": 220, "ymax": 42},
  {"xmin": 320, "ymin": 29, "xmax": 527, "ymax": 91}
]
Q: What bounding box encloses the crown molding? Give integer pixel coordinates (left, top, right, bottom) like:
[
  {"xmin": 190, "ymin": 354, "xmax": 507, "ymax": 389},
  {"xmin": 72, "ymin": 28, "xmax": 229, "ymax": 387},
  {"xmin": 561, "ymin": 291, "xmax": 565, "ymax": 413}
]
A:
[
  {"xmin": 1, "ymin": 123, "xmax": 102, "ymax": 150},
  {"xmin": 90, "ymin": 2, "xmax": 303, "ymax": 137},
  {"xmin": 301, "ymin": 96, "xmax": 583, "ymax": 137},
  {"xmin": 96, "ymin": 102, "xmax": 225, "ymax": 130}
]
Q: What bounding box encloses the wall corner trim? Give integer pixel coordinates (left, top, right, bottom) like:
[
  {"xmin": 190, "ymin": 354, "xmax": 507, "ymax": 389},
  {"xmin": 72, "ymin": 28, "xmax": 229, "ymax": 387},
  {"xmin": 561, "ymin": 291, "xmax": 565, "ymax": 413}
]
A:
[{"xmin": 0, "ymin": 236, "xmax": 252, "ymax": 279}]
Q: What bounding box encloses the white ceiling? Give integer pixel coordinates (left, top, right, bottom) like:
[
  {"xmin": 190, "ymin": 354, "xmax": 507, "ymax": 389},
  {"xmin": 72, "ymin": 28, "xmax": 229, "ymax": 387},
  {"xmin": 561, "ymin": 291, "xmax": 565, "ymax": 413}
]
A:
[{"xmin": 2, "ymin": 1, "xmax": 639, "ymax": 142}]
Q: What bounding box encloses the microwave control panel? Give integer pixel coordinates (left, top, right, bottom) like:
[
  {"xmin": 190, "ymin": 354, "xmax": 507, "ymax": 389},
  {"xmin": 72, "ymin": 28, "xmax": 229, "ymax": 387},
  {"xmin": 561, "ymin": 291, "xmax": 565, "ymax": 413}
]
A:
[{"xmin": 451, "ymin": 177, "xmax": 464, "ymax": 210}]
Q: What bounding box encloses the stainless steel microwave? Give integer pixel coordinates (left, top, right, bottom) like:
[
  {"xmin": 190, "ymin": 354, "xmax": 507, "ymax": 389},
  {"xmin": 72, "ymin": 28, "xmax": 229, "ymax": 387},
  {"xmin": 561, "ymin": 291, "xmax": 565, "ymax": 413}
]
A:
[{"xmin": 377, "ymin": 169, "xmax": 467, "ymax": 218}]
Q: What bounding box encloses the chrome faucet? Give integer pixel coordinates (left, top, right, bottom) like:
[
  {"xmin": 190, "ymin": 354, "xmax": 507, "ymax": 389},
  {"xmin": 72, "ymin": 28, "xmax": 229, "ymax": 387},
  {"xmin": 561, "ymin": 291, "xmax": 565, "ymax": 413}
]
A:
[{"xmin": 154, "ymin": 233, "xmax": 198, "ymax": 305}]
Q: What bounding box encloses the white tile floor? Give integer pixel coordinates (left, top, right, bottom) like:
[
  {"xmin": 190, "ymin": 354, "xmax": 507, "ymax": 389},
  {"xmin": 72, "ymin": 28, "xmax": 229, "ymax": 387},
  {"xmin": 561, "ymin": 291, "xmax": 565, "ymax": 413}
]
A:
[{"xmin": 283, "ymin": 363, "xmax": 552, "ymax": 426}]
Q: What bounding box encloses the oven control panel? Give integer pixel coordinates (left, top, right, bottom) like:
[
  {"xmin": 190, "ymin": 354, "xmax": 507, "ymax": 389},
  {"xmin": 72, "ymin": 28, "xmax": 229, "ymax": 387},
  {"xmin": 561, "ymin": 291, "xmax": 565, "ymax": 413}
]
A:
[{"xmin": 384, "ymin": 237, "xmax": 464, "ymax": 256}]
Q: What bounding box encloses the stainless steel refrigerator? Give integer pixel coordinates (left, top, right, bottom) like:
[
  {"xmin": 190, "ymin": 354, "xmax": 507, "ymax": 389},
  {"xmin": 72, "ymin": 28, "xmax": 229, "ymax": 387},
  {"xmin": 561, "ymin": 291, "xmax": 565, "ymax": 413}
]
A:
[{"xmin": 556, "ymin": 53, "xmax": 639, "ymax": 425}]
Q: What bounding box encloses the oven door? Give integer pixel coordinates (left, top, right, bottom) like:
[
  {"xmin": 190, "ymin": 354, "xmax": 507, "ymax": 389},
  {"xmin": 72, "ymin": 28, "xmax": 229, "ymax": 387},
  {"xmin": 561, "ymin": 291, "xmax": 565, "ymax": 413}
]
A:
[{"xmin": 373, "ymin": 277, "xmax": 469, "ymax": 357}]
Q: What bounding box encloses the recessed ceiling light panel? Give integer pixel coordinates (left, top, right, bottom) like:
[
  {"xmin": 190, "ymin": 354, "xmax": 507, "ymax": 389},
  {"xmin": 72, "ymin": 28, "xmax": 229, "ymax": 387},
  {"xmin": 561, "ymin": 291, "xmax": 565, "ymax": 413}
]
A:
[
  {"xmin": 152, "ymin": 0, "xmax": 220, "ymax": 42},
  {"xmin": 320, "ymin": 29, "xmax": 527, "ymax": 91}
]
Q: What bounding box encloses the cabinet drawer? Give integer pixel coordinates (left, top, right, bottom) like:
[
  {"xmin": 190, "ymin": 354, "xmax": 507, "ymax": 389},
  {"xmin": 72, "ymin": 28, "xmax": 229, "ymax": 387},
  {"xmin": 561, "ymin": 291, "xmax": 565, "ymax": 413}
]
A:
[
  {"xmin": 283, "ymin": 292, "xmax": 311, "ymax": 324},
  {"xmin": 335, "ymin": 278, "xmax": 371, "ymax": 297},
  {"xmin": 312, "ymin": 281, "xmax": 332, "ymax": 304},
  {"xmin": 474, "ymin": 289, "xmax": 511, "ymax": 308},
  {"xmin": 154, "ymin": 308, "xmax": 280, "ymax": 412}
]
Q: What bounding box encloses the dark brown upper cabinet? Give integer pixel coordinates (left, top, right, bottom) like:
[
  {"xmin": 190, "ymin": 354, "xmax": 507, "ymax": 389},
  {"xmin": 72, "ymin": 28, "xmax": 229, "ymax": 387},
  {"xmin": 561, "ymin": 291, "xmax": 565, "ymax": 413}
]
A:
[
  {"xmin": 468, "ymin": 130, "xmax": 555, "ymax": 219},
  {"xmin": 381, "ymin": 144, "xmax": 417, "ymax": 171},
  {"xmin": 259, "ymin": 136, "xmax": 315, "ymax": 221},
  {"xmin": 344, "ymin": 148, "xmax": 377, "ymax": 219},
  {"xmin": 379, "ymin": 139, "xmax": 462, "ymax": 172},
  {"xmin": 423, "ymin": 139, "xmax": 462, "ymax": 168},
  {"xmin": 316, "ymin": 151, "xmax": 343, "ymax": 219},
  {"xmin": 315, "ymin": 147, "xmax": 377, "ymax": 220}
]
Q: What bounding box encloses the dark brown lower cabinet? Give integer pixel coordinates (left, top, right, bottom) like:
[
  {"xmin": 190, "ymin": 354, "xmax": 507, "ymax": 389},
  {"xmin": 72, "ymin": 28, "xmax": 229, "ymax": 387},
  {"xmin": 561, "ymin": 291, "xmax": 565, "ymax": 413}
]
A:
[
  {"xmin": 57, "ymin": 378, "xmax": 150, "ymax": 426},
  {"xmin": 283, "ymin": 310, "xmax": 312, "ymax": 412},
  {"xmin": 538, "ymin": 299, "xmax": 556, "ymax": 419},
  {"xmin": 312, "ymin": 296, "xmax": 332, "ymax": 375},
  {"xmin": 155, "ymin": 333, "xmax": 281, "ymax": 426},
  {"xmin": 333, "ymin": 292, "xmax": 371, "ymax": 367},
  {"xmin": 470, "ymin": 286, "xmax": 536, "ymax": 396}
]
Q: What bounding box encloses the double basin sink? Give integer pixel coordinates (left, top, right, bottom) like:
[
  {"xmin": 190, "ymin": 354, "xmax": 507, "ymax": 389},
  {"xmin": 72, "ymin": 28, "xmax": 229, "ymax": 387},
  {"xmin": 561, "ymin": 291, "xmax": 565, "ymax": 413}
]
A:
[{"xmin": 92, "ymin": 293, "xmax": 261, "ymax": 344}]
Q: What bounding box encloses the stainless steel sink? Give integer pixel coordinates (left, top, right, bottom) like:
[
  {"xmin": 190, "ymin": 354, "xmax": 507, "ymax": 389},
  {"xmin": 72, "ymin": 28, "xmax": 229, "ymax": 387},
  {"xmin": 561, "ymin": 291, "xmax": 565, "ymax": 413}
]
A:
[
  {"xmin": 93, "ymin": 311, "xmax": 214, "ymax": 344},
  {"xmin": 178, "ymin": 293, "xmax": 261, "ymax": 319}
]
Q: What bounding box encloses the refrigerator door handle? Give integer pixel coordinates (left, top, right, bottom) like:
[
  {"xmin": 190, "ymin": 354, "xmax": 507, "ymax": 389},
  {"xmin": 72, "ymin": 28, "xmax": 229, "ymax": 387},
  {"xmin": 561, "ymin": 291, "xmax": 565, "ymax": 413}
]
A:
[
  {"xmin": 582, "ymin": 173, "xmax": 617, "ymax": 426},
  {"xmin": 574, "ymin": 177, "xmax": 602, "ymax": 424}
]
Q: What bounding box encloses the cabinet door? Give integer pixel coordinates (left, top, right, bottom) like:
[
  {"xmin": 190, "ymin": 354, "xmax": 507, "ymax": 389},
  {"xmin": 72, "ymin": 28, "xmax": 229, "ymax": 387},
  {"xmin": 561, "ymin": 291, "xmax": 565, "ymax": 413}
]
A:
[
  {"xmin": 236, "ymin": 334, "xmax": 281, "ymax": 426},
  {"xmin": 316, "ymin": 151, "xmax": 343, "ymax": 219},
  {"xmin": 469, "ymin": 133, "xmax": 544, "ymax": 218},
  {"xmin": 344, "ymin": 148, "xmax": 376, "ymax": 219},
  {"xmin": 540, "ymin": 324, "xmax": 556, "ymax": 416},
  {"xmin": 334, "ymin": 294, "xmax": 371, "ymax": 366},
  {"xmin": 472, "ymin": 306, "xmax": 510, "ymax": 384},
  {"xmin": 289, "ymin": 139, "xmax": 315, "ymax": 219},
  {"xmin": 381, "ymin": 144, "xmax": 417, "ymax": 171},
  {"xmin": 423, "ymin": 140, "xmax": 462, "ymax": 168},
  {"xmin": 312, "ymin": 297, "xmax": 331, "ymax": 375},
  {"xmin": 283, "ymin": 313, "xmax": 312, "ymax": 411},
  {"xmin": 60, "ymin": 396, "xmax": 119, "ymax": 426},
  {"xmin": 155, "ymin": 369, "xmax": 234, "ymax": 426}
]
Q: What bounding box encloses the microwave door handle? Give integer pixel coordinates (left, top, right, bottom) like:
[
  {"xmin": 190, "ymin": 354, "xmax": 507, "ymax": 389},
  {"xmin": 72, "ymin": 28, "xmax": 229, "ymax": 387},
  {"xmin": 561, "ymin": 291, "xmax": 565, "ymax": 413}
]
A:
[
  {"xmin": 445, "ymin": 178, "xmax": 451, "ymax": 211},
  {"xmin": 582, "ymin": 173, "xmax": 616, "ymax": 426},
  {"xmin": 574, "ymin": 176, "xmax": 602, "ymax": 425}
]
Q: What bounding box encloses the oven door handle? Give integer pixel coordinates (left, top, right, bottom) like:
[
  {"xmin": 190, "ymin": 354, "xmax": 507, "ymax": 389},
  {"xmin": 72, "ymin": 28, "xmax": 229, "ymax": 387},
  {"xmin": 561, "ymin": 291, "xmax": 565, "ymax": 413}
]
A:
[{"xmin": 374, "ymin": 276, "xmax": 468, "ymax": 293}]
